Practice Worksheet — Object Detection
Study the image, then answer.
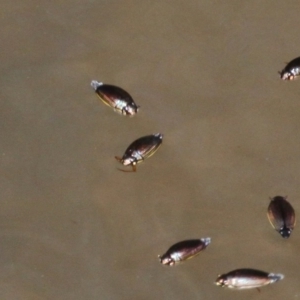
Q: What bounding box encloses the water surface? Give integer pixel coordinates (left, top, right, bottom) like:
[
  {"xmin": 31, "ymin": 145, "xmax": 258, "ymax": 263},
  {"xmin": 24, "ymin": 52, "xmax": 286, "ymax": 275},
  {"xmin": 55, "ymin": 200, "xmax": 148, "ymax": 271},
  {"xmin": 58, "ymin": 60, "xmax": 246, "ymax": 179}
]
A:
[{"xmin": 1, "ymin": 1, "xmax": 300, "ymax": 299}]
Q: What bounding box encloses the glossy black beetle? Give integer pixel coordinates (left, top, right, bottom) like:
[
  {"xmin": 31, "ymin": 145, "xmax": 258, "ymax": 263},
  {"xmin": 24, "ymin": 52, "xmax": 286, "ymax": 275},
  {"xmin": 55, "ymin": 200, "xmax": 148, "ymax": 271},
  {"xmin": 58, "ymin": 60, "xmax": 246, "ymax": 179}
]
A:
[
  {"xmin": 267, "ymin": 196, "xmax": 296, "ymax": 238},
  {"xmin": 215, "ymin": 268, "xmax": 284, "ymax": 290},
  {"xmin": 158, "ymin": 238, "xmax": 211, "ymax": 266},
  {"xmin": 279, "ymin": 57, "xmax": 300, "ymax": 80},
  {"xmin": 91, "ymin": 80, "xmax": 139, "ymax": 116},
  {"xmin": 115, "ymin": 133, "xmax": 163, "ymax": 172}
]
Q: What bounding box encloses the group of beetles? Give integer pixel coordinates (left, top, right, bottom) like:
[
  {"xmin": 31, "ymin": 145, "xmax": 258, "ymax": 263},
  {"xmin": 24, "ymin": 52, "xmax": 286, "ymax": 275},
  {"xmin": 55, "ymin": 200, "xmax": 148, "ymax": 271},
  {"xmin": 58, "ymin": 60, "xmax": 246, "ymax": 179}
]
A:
[{"xmin": 90, "ymin": 55, "xmax": 299, "ymax": 291}]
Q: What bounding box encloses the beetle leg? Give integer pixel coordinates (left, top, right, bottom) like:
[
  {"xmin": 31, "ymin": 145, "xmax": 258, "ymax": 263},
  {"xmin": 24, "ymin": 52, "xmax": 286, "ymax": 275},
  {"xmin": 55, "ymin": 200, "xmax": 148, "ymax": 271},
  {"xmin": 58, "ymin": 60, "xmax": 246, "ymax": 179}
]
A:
[
  {"xmin": 121, "ymin": 107, "xmax": 128, "ymax": 115},
  {"xmin": 117, "ymin": 168, "xmax": 131, "ymax": 172},
  {"xmin": 115, "ymin": 156, "xmax": 133, "ymax": 172},
  {"xmin": 117, "ymin": 167, "xmax": 136, "ymax": 173},
  {"xmin": 116, "ymin": 162, "xmax": 137, "ymax": 173}
]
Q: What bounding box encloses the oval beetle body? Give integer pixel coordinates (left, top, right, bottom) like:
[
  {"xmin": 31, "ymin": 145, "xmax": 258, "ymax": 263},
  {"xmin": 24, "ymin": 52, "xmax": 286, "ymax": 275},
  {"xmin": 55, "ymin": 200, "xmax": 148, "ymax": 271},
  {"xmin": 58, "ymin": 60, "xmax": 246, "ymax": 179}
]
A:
[
  {"xmin": 279, "ymin": 57, "xmax": 300, "ymax": 80},
  {"xmin": 215, "ymin": 269, "xmax": 284, "ymax": 290},
  {"xmin": 158, "ymin": 238, "xmax": 211, "ymax": 266},
  {"xmin": 115, "ymin": 133, "xmax": 163, "ymax": 172},
  {"xmin": 267, "ymin": 196, "xmax": 296, "ymax": 238},
  {"xmin": 91, "ymin": 80, "xmax": 139, "ymax": 116}
]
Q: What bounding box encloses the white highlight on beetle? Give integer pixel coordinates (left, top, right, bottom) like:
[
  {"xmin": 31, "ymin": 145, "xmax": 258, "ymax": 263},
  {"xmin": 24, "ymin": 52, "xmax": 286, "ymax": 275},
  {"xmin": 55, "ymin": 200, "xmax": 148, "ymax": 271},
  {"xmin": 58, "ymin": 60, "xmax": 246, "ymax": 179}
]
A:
[{"xmin": 91, "ymin": 80, "xmax": 103, "ymax": 90}]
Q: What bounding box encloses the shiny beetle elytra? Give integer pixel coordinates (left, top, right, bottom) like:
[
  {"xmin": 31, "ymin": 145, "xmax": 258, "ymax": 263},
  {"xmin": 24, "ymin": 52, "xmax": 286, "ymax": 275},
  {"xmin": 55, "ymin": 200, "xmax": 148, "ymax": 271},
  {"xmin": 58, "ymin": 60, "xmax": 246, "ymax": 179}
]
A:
[
  {"xmin": 215, "ymin": 269, "xmax": 284, "ymax": 290},
  {"xmin": 279, "ymin": 57, "xmax": 300, "ymax": 80},
  {"xmin": 158, "ymin": 238, "xmax": 211, "ymax": 266},
  {"xmin": 115, "ymin": 133, "xmax": 163, "ymax": 172},
  {"xmin": 267, "ymin": 196, "xmax": 296, "ymax": 238},
  {"xmin": 91, "ymin": 80, "xmax": 139, "ymax": 116}
]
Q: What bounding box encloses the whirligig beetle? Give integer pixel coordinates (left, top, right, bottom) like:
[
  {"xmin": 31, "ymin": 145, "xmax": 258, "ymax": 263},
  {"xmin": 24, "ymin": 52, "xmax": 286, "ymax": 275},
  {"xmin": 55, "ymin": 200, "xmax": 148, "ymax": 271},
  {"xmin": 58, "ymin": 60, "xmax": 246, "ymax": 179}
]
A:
[
  {"xmin": 267, "ymin": 196, "xmax": 296, "ymax": 238},
  {"xmin": 279, "ymin": 57, "xmax": 300, "ymax": 80},
  {"xmin": 91, "ymin": 80, "xmax": 139, "ymax": 116},
  {"xmin": 215, "ymin": 268, "xmax": 284, "ymax": 290},
  {"xmin": 158, "ymin": 238, "xmax": 211, "ymax": 266},
  {"xmin": 115, "ymin": 133, "xmax": 163, "ymax": 172}
]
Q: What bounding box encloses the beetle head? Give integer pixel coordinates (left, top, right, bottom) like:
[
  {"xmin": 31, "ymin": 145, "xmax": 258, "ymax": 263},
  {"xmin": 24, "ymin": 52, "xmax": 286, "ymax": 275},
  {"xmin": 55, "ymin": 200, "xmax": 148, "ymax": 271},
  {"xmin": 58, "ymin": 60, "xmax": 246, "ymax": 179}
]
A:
[
  {"xmin": 158, "ymin": 255, "xmax": 175, "ymax": 266},
  {"xmin": 215, "ymin": 275, "xmax": 228, "ymax": 287},
  {"xmin": 280, "ymin": 71, "xmax": 294, "ymax": 80},
  {"xmin": 280, "ymin": 227, "xmax": 291, "ymax": 238},
  {"xmin": 123, "ymin": 104, "xmax": 140, "ymax": 116},
  {"xmin": 121, "ymin": 157, "xmax": 135, "ymax": 166}
]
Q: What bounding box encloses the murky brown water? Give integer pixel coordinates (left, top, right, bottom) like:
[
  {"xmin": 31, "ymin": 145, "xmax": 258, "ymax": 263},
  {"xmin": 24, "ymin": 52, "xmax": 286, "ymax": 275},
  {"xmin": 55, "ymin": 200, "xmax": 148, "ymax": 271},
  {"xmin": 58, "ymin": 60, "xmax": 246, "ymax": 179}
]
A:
[{"xmin": 1, "ymin": 1, "xmax": 300, "ymax": 299}]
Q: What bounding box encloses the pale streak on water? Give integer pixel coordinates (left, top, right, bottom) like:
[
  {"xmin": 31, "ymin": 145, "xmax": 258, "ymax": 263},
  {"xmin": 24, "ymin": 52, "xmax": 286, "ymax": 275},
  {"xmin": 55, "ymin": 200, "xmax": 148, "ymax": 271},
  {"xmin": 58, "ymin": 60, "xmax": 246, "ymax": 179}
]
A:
[{"xmin": 1, "ymin": 1, "xmax": 300, "ymax": 299}]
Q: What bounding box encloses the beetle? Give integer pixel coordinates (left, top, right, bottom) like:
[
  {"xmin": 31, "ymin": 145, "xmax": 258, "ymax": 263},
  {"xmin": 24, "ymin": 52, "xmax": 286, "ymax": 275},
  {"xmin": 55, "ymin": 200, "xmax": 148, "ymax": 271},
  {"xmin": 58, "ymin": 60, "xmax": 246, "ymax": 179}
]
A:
[
  {"xmin": 267, "ymin": 196, "xmax": 296, "ymax": 238},
  {"xmin": 215, "ymin": 268, "xmax": 284, "ymax": 290},
  {"xmin": 115, "ymin": 133, "xmax": 163, "ymax": 172},
  {"xmin": 279, "ymin": 57, "xmax": 300, "ymax": 80},
  {"xmin": 91, "ymin": 80, "xmax": 139, "ymax": 116},
  {"xmin": 158, "ymin": 238, "xmax": 211, "ymax": 266}
]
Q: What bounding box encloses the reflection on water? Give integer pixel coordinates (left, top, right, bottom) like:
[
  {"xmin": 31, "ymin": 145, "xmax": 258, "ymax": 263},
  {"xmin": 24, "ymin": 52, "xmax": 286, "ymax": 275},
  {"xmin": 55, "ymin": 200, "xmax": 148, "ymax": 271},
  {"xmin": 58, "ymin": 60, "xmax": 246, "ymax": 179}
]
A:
[{"xmin": 1, "ymin": 1, "xmax": 300, "ymax": 299}]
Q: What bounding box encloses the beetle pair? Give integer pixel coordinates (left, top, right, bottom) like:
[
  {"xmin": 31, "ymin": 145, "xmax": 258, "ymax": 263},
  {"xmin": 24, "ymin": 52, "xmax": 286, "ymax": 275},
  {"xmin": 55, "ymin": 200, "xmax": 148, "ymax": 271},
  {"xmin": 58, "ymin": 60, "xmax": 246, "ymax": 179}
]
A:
[
  {"xmin": 158, "ymin": 237, "xmax": 284, "ymax": 290},
  {"xmin": 91, "ymin": 80, "xmax": 163, "ymax": 172},
  {"xmin": 215, "ymin": 194, "xmax": 294, "ymax": 290}
]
